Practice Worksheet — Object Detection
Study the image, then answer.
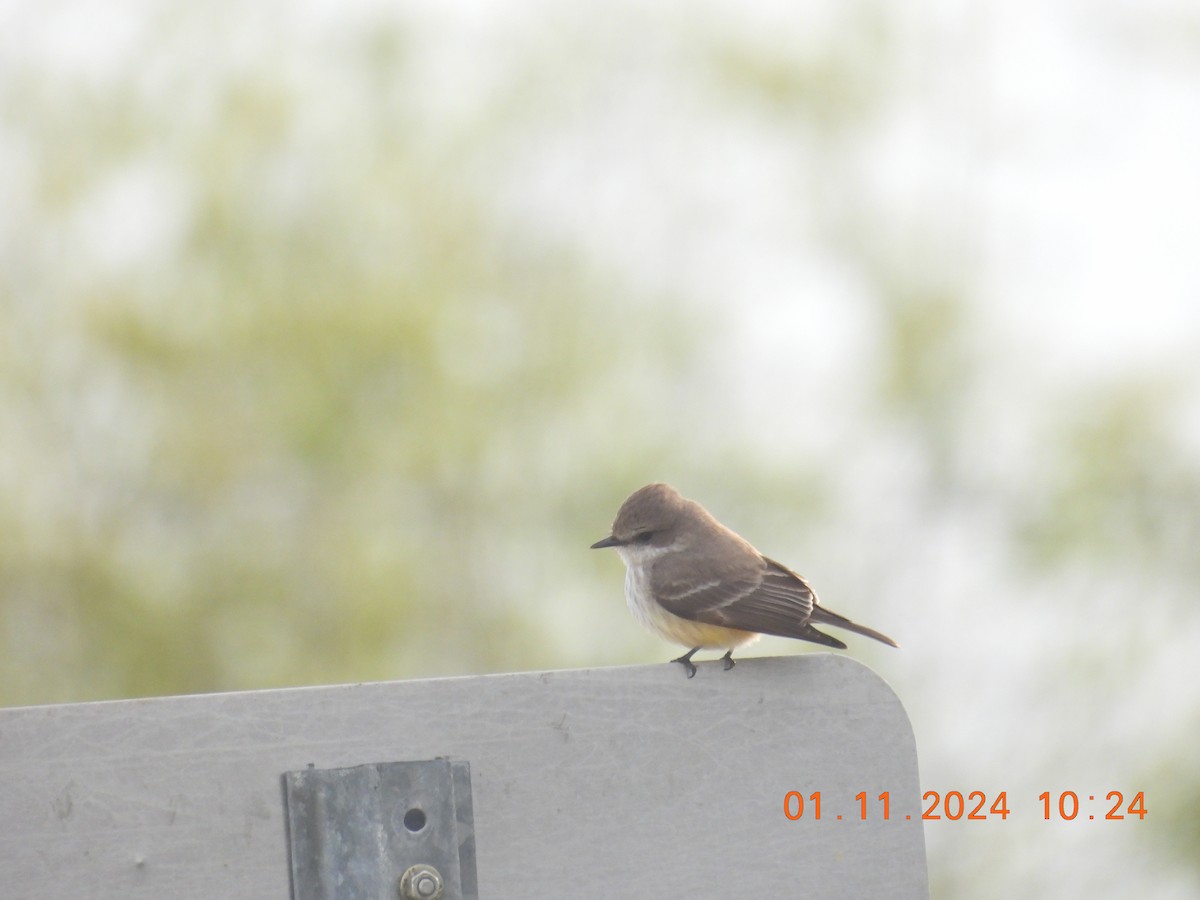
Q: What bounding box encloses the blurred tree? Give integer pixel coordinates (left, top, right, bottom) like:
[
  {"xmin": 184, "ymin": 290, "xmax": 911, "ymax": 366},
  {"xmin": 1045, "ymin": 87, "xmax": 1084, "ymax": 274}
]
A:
[{"xmin": 0, "ymin": 10, "xmax": 699, "ymax": 704}]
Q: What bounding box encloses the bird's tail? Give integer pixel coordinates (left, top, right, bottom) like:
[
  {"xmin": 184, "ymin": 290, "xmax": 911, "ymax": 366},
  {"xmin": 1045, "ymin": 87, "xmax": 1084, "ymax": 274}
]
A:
[{"xmin": 809, "ymin": 605, "xmax": 899, "ymax": 648}]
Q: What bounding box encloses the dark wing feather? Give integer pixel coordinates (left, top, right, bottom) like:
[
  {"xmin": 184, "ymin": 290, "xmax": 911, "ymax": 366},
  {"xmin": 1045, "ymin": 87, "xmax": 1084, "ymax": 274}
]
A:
[{"xmin": 656, "ymin": 556, "xmax": 846, "ymax": 647}]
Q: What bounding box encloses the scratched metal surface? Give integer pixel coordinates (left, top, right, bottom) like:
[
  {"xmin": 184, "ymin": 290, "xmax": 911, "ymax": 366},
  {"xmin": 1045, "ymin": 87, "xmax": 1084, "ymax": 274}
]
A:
[{"xmin": 0, "ymin": 655, "xmax": 928, "ymax": 899}]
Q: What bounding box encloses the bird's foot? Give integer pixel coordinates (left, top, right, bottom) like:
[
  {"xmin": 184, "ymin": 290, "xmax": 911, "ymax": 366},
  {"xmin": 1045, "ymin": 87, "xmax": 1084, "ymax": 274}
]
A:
[
  {"xmin": 671, "ymin": 648, "xmax": 700, "ymax": 679},
  {"xmin": 721, "ymin": 650, "xmax": 735, "ymax": 671}
]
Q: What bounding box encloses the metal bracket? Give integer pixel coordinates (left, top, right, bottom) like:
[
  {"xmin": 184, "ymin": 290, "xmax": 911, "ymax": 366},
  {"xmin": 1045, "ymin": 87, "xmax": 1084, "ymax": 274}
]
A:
[{"xmin": 283, "ymin": 759, "xmax": 477, "ymax": 900}]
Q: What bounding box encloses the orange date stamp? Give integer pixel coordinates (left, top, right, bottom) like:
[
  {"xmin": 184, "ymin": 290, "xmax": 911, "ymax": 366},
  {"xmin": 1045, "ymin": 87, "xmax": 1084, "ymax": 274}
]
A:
[{"xmin": 782, "ymin": 790, "xmax": 1147, "ymax": 822}]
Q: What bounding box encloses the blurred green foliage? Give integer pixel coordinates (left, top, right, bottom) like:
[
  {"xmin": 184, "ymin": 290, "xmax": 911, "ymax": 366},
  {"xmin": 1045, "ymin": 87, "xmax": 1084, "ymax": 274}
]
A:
[
  {"xmin": 1020, "ymin": 381, "xmax": 1200, "ymax": 571},
  {"xmin": 0, "ymin": 11, "xmax": 702, "ymax": 702}
]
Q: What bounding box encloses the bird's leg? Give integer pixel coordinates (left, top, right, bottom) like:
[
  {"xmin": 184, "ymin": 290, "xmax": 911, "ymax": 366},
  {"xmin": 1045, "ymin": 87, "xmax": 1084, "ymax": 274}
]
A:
[
  {"xmin": 720, "ymin": 649, "xmax": 735, "ymax": 671},
  {"xmin": 671, "ymin": 647, "xmax": 700, "ymax": 678}
]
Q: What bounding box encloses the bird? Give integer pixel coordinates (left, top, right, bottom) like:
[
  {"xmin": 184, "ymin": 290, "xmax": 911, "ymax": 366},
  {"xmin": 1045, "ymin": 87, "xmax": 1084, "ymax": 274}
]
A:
[{"xmin": 591, "ymin": 483, "xmax": 898, "ymax": 677}]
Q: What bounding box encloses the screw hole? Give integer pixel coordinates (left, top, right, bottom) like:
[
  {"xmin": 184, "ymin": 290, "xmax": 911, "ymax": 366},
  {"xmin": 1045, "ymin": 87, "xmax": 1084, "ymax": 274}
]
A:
[{"xmin": 403, "ymin": 807, "xmax": 426, "ymax": 832}]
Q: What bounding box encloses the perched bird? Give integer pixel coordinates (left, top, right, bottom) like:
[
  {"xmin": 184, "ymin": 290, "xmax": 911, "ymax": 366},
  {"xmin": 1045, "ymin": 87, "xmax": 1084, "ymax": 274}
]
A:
[{"xmin": 591, "ymin": 483, "xmax": 898, "ymax": 677}]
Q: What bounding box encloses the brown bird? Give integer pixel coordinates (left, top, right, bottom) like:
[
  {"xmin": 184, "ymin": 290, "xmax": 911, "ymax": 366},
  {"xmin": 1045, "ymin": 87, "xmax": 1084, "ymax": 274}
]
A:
[{"xmin": 591, "ymin": 483, "xmax": 898, "ymax": 677}]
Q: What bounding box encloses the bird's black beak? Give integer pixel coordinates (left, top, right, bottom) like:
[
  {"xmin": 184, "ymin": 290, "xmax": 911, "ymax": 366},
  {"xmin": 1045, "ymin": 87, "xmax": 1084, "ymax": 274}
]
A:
[{"xmin": 590, "ymin": 535, "xmax": 622, "ymax": 549}]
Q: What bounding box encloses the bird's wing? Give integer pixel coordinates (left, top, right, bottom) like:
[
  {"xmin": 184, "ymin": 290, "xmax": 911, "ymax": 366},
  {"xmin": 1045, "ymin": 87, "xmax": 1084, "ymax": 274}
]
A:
[{"xmin": 656, "ymin": 556, "xmax": 844, "ymax": 645}]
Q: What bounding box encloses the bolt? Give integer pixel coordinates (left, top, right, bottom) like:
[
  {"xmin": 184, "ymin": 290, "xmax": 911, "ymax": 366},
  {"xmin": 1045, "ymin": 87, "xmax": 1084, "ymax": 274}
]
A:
[{"xmin": 399, "ymin": 864, "xmax": 444, "ymax": 900}]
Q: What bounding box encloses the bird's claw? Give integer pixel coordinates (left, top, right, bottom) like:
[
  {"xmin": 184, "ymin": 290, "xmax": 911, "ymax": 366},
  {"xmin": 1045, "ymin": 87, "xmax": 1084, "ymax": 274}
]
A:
[
  {"xmin": 673, "ymin": 657, "xmax": 697, "ymax": 678},
  {"xmin": 671, "ymin": 649, "xmax": 700, "ymax": 678}
]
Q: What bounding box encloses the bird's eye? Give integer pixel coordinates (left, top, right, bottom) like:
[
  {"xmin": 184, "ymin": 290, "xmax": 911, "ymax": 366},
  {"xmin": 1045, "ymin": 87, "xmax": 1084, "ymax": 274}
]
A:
[{"xmin": 632, "ymin": 531, "xmax": 654, "ymax": 544}]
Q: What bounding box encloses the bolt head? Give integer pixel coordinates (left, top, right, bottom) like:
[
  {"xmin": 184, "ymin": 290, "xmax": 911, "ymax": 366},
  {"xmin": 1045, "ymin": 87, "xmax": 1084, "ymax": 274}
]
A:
[{"xmin": 399, "ymin": 864, "xmax": 445, "ymax": 900}]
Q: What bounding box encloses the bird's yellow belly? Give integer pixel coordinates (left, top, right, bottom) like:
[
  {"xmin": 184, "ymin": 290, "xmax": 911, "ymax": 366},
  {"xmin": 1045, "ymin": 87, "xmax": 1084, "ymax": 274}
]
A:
[{"xmin": 625, "ymin": 567, "xmax": 760, "ymax": 650}]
